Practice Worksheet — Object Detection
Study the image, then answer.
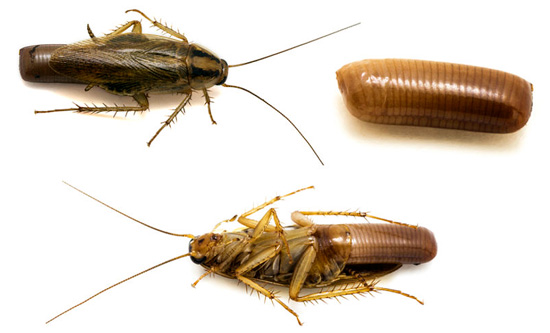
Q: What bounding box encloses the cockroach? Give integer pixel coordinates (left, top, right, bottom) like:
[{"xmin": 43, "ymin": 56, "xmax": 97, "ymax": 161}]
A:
[
  {"xmin": 337, "ymin": 59, "xmax": 533, "ymax": 133},
  {"xmin": 48, "ymin": 184, "xmax": 437, "ymax": 326},
  {"xmin": 20, "ymin": 10, "xmax": 359, "ymax": 165}
]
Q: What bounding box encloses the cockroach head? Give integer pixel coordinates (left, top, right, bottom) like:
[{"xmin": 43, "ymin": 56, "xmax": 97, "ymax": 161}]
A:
[{"xmin": 188, "ymin": 233, "xmax": 223, "ymax": 264}]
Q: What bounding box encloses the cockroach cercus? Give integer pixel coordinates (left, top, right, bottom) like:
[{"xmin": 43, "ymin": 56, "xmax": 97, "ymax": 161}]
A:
[
  {"xmin": 47, "ymin": 183, "xmax": 437, "ymax": 326},
  {"xmin": 20, "ymin": 10, "xmax": 360, "ymax": 165}
]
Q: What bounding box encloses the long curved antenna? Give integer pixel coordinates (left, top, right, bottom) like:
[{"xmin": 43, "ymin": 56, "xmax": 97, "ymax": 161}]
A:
[
  {"xmin": 222, "ymin": 84, "xmax": 323, "ymax": 165},
  {"xmin": 229, "ymin": 23, "xmax": 360, "ymax": 68},
  {"xmin": 46, "ymin": 253, "xmax": 191, "ymax": 324},
  {"xmin": 62, "ymin": 181, "xmax": 194, "ymax": 238}
]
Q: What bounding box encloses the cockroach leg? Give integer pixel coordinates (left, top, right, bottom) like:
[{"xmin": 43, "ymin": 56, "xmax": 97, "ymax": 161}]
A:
[
  {"xmin": 290, "ymin": 211, "xmax": 314, "ymax": 227},
  {"xmin": 86, "ymin": 25, "xmax": 96, "ymax": 39},
  {"xmin": 374, "ymin": 286, "xmax": 424, "ymax": 305},
  {"xmin": 291, "ymin": 281, "xmax": 422, "ymax": 305},
  {"xmin": 290, "ymin": 260, "xmax": 422, "ymax": 305},
  {"xmin": 250, "ymin": 208, "xmax": 277, "ymax": 239},
  {"xmin": 34, "ymin": 92, "xmax": 150, "ymax": 115},
  {"xmin": 191, "ymin": 267, "xmax": 217, "ymax": 288},
  {"xmin": 237, "ymin": 275, "xmax": 303, "ymax": 325},
  {"xmin": 126, "ymin": 9, "xmax": 188, "ymax": 42},
  {"xmin": 288, "ymin": 245, "xmax": 316, "ymax": 301},
  {"xmin": 236, "ymin": 243, "xmax": 282, "ymax": 275},
  {"xmin": 202, "ymin": 88, "xmax": 216, "ymax": 125},
  {"xmin": 210, "ymin": 215, "xmax": 238, "ymax": 233},
  {"xmin": 88, "ymin": 19, "xmax": 142, "ymax": 41},
  {"xmin": 245, "ymin": 208, "xmax": 292, "ymax": 263},
  {"xmin": 297, "ymin": 211, "xmax": 418, "ymax": 229},
  {"xmin": 147, "ymin": 93, "xmax": 191, "ymax": 146},
  {"xmin": 237, "ymin": 186, "xmax": 315, "ymax": 231},
  {"xmin": 270, "ymin": 209, "xmax": 293, "ymax": 262},
  {"xmin": 107, "ymin": 20, "xmax": 142, "ymax": 36},
  {"xmin": 233, "ymin": 242, "xmax": 302, "ymax": 325}
]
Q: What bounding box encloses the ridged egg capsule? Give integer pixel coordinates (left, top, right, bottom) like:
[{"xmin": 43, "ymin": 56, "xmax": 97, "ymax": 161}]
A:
[{"xmin": 337, "ymin": 59, "xmax": 533, "ymax": 133}]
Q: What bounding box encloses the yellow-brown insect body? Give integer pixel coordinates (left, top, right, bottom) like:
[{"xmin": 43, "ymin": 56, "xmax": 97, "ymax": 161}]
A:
[
  {"xmin": 48, "ymin": 33, "xmax": 228, "ymax": 95},
  {"xmin": 19, "ymin": 10, "xmax": 236, "ymax": 147},
  {"xmin": 189, "ymin": 222, "xmax": 437, "ymax": 288},
  {"xmin": 47, "ymin": 186, "xmax": 435, "ymax": 326},
  {"xmin": 21, "ymin": 11, "xmax": 358, "ymax": 162}
]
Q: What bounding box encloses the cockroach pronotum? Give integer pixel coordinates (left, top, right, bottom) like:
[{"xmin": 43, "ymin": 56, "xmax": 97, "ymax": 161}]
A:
[
  {"xmin": 48, "ymin": 184, "xmax": 436, "ymax": 326},
  {"xmin": 20, "ymin": 10, "xmax": 359, "ymax": 165},
  {"xmin": 337, "ymin": 59, "xmax": 533, "ymax": 133}
]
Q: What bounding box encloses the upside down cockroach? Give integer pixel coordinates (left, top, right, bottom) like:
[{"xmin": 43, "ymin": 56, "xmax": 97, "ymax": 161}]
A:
[
  {"xmin": 48, "ymin": 184, "xmax": 437, "ymax": 326},
  {"xmin": 337, "ymin": 59, "xmax": 533, "ymax": 133},
  {"xmin": 19, "ymin": 10, "xmax": 359, "ymax": 165}
]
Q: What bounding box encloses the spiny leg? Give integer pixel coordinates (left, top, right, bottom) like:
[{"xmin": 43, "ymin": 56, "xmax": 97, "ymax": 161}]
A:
[
  {"xmin": 237, "ymin": 186, "xmax": 314, "ymax": 232},
  {"xmin": 87, "ymin": 24, "xmax": 96, "ymax": 39},
  {"xmin": 193, "ymin": 230, "xmax": 300, "ymax": 323},
  {"xmin": 107, "ymin": 20, "xmax": 142, "ymax": 35},
  {"xmin": 87, "ymin": 20, "xmax": 142, "ymax": 40},
  {"xmin": 238, "ymin": 186, "xmax": 314, "ymax": 225},
  {"xmin": 291, "ymin": 281, "xmax": 423, "ymax": 305},
  {"xmin": 191, "ymin": 266, "xmax": 218, "ymax": 288},
  {"xmin": 288, "ymin": 245, "xmax": 316, "ymax": 300},
  {"xmin": 249, "ymin": 209, "xmax": 278, "ymax": 238},
  {"xmin": 296, "ymin": 211, "xmax": 418, "ymax": 229},
  {"xmin": 270, "ymin": 209, "xmax": 293, "ymax": 262},
  {"xmin": 35, "ymin": 93, "xmax": 149, "ymax": 116},
  {"xmin": 237, "ymin": 275, "xmax": 302, "ymax": 325},
  {"xmin": 210, "ymin": 215, "xmax": 237, "ymax": 233},
  {"xmin": 202, "ymin": 88, "xmax": 216, "ymax": 124},
  {"xmin": 233, "ymin": 242, "xmax": 301, "ymax": 325},
  {"xmin": 245, "ymin": 208, "xmax": 292, "ymax": 262},
  {"xmin": 215, "ymin": 212, "xmax": 289, "ymax": 273},
  {"xmin": 147, "ymin": 94, "xmax": 191, "ymax": 146},
  {"xmin": 126, "ymin": 9, "xmax": 188, "ymax": 42},
  {"xmin": 290, "ymin": 211, "xmax": 314, "ymax": 227}
]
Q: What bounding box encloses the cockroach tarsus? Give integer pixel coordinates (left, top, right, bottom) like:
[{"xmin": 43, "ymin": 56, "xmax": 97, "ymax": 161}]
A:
[
  {"xmin": 20, "ymin": 10, "xmax": 360, "ymax": 165},
  {"xmin": 47, "ymin": 183, "xmax": 437, "ymax": 326}
]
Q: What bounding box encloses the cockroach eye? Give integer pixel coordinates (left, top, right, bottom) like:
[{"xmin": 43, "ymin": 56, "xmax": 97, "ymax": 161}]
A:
[{"xmin": 191, "ymin": 255, "xmax": 207, "ymax": 265}]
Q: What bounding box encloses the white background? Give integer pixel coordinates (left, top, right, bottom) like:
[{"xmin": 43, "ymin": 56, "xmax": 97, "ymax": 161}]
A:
[{"xmin": 2, "ymin": 0, "xmax": 549, "ymax": 332}]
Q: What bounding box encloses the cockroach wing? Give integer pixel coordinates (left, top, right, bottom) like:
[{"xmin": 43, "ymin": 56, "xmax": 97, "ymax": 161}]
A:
[{"xmin": 49, "ymin": 33, "xmax": 191, "ymax": 95}]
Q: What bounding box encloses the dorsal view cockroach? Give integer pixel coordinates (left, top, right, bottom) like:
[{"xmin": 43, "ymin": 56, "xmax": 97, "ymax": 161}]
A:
[
  {"xmin": 337, "ymin": 59, "xmax": 533, "ymax": 133},
  {"xmin": 48, "ymin": 184, "xmax": 437, "ymax": 326},
  {"xmin": 19, "ymin": 10, "xmax": 359, "ymax": 165}
]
